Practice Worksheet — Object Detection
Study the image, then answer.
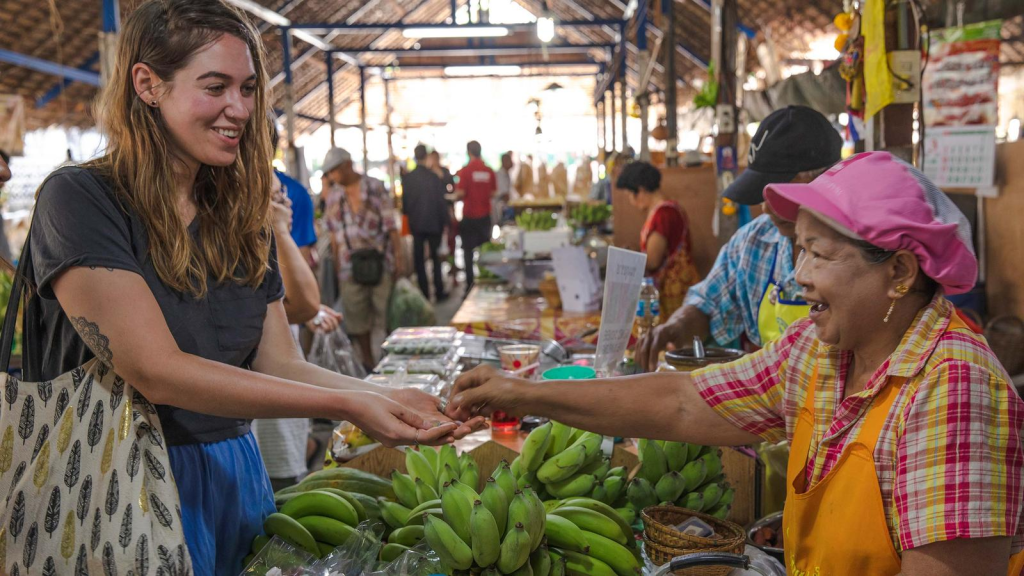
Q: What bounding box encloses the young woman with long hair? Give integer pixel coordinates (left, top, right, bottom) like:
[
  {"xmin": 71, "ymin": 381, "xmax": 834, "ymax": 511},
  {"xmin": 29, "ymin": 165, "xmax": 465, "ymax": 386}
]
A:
[{"xmin": 23, "ymin": 1, "xmax": 478, "ymax": 572}]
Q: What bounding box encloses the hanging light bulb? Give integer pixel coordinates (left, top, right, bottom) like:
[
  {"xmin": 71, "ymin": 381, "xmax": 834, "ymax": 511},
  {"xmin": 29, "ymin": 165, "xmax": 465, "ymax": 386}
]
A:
[{"xmin": 537, "ymin": 2, "xmax": 555, "ymax": 43}]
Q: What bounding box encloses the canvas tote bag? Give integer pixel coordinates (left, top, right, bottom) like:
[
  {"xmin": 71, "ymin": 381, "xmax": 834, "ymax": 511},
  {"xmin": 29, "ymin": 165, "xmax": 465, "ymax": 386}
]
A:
[{"xmin": 0, "ymin": 220, "xmax": 192, "ymax": 575}]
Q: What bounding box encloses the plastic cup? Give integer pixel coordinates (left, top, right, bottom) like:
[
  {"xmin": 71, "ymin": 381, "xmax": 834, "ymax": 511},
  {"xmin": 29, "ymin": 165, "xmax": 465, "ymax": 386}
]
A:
[{"xmin": 493, "ymin": 344, "xmax": 541, "ymax": 432}]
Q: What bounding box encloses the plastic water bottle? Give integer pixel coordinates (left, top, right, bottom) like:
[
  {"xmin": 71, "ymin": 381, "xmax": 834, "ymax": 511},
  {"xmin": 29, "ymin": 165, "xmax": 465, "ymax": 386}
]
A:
[{"xmin": 635, "ymin": 277, "xmax": 661, "ymax": 347}]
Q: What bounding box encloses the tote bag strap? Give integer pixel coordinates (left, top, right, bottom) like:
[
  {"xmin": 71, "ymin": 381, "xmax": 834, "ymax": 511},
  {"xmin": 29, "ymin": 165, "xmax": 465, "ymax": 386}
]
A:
[{"xmin": 0, "ymin": 227, "xmax": 32, "ymax": 372}]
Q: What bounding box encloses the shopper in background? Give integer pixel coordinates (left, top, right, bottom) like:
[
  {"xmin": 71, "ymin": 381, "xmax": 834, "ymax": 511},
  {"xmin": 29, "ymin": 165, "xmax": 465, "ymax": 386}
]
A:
[
  {"xmin": 0, "ymin": 150, "xmax": 12, "ymax": 262},
  {"xmin": 402, "ymin": 144, "xmax": 450, "ymax": 302},
  {"xmin": 618, "ymin": 161, "xmax": 699, "ymax": 319},
  {"xmin": 322, "ymin": 146, "xmax": 404, "ymax": 370},
  {"xmin": 21, "ymin": 3, "xmax": 474, "ymax": 573},
  {"xmin": 637, "ymin": 106, "xmax": 843, "ymax": 371},
  {"xmin": 450, "ymin": 152, "xmax": 1024, "ymax": 576},
  {"xmin": 495, "ymin": 151, "xmax": 515, "ymax": 224},
  {"xmin": 590, "ymin": 151, "xmax": 630, "ymax": 204},
  {"xmin": 427, "ymin": 149, "xmax": 460, "ymax": 286},
  {"xmin": 455, "ymin": 140, "xmax": 496, "ymax": 292}
]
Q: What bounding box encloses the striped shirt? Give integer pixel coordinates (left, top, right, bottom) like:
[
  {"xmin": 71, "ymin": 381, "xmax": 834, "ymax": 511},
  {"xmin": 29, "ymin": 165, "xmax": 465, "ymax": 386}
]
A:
[
  {"xmin": 684, "ymin": 215, "xmax": 800, "ymax": 347},
  {"xmin": 692, "ymin": 295, "xmax": 1024, "ymax": 554}
]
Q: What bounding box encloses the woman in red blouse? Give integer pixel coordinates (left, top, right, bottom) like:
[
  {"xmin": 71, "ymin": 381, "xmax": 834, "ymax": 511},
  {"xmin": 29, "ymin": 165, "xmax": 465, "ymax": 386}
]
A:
[{"xmin": 617, "ymin": 161, "xmax": 701, "ymax": 318}]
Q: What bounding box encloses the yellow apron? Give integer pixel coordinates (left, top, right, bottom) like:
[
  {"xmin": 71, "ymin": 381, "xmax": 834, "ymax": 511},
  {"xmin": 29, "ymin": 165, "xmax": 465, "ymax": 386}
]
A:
[
  {"xmin": 784, "ymin": 313, "xmax": 1024, "ymax": 575},
  {"xmin": 756, "ymin": 245, "xmax": 810, "ymax": 345}
]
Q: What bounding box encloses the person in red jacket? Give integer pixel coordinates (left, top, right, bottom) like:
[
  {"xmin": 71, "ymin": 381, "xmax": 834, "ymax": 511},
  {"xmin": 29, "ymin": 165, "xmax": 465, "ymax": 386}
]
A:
[{"xmin": 455, "ymin": 140, "xmax": 496, "ymax": 292}]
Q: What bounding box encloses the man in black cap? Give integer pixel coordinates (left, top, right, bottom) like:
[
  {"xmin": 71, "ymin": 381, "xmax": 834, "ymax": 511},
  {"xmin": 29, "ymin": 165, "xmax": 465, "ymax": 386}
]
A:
[{"xmin": 637, "ymin": 105, "xmax": 843, "ymax": 371}]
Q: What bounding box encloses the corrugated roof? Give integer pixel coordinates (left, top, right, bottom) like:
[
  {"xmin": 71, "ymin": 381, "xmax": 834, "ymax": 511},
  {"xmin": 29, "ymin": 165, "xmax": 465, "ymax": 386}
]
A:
[{"xmin": 2, "ymin": 0, "xmax": 1021, "ymax": 136}]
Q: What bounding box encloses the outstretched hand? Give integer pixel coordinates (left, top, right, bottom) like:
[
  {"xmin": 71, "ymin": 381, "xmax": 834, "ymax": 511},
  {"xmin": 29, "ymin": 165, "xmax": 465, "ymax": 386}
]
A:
[{"xmin": 444, "ymin": 364, "xmax": 528, "ymax": 422}]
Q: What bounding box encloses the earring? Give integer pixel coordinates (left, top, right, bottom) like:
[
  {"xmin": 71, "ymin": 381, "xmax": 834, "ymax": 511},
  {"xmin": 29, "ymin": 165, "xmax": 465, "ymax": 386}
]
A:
[
  {"xmin": 883, "ymin": 284, "xmax": 910, "ymax": 323},
  {"xmin": 150, "ymin": 100, "xmax": 157, "ymax": 106}
]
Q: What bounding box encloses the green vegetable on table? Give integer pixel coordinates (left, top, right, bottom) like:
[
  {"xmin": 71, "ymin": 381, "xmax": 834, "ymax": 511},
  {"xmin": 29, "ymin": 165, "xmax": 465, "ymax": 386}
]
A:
[{"xmin": 516, "ymin": 210, "xmax": 558, "ymax": 231}]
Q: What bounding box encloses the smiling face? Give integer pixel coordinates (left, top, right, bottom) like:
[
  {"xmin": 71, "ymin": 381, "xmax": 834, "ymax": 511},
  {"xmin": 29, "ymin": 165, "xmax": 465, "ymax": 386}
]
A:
[
  {"xmin": 794, "ymin": 211, "xmax": 897, "ymax": 349},
  {"xmin": 141, "ymin": 34, "xmax": 257, "ymax": 173}
]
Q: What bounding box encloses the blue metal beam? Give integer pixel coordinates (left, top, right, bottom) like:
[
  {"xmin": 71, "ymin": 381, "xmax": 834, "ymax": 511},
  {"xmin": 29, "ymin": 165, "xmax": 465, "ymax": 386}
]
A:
[
  {"xmin": 102, "ymin": 0, "xmax": 120, "ymax": 33},
  {"xmin": 288, "ymin": 19, "xmax": 624, "ymax": 32},
  {"xmin": 0, "ymin": 49, "xmax": 102, "ymax": 86},
  {"xmin": 331, "ymin": 42, "xmax": 615, "ymax": 55},
  {"xmin": 36, "ymin": 51, "xmax": 101, "ymax": 108}
]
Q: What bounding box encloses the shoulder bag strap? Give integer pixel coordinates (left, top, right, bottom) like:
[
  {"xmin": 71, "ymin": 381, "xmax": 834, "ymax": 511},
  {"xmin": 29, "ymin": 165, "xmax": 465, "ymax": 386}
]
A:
[{"xmin": 0, "ymin": 233, "xmax": 32, "ymax": 372}]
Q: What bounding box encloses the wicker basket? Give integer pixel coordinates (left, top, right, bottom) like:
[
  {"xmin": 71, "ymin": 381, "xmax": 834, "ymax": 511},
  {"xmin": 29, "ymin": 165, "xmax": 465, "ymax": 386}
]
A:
[{"xmin": 641, "ymin": 506, "xmax": 746, "ymax": 575}]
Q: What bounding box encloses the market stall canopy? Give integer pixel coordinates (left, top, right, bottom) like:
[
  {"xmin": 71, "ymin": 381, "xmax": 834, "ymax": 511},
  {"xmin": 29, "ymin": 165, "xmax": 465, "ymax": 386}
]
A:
[{"xmin": 0, "ymin": 0, "xmax": 1021, "ymax": 135}]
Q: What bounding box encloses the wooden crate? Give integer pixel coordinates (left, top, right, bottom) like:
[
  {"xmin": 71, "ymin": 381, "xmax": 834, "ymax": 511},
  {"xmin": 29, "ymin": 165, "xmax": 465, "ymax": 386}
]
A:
[{"xmin": 337, "ymin": 436, "xmax": 519, "ymax": 493}]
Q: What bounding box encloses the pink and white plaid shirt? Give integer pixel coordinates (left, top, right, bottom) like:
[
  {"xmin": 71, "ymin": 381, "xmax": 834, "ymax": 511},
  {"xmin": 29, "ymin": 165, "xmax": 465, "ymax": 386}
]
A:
[{"xmin": 692, "ymin": 295, "xmax": 1024, "ymax": 555}]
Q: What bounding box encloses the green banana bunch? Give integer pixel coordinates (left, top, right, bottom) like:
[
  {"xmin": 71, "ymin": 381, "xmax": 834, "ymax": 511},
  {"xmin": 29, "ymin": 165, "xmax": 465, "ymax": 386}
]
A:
[
  {"xmin": 482, "ymin": 477, "xmax": 510, "ymax": 536},
  {"xmin": 626, "ymin": 478, "xmax": 658, "ymax": 511},
  {"xmin": 498, "ymin": 522, "xmax": 533, "ymax": 573},
  {"xmin": 636, "ymin": 439, "xmax": 669, "ymax": 485},
  {"xmin": 424, "ymin": 514, "xmax": 474, "ymax": 570},
  {"xmin": 278, "ymin": 467, "xmax": 395, "ymax": 500},
  {"xmin": 543, "ymin": 514, "xmax": 590, "ymax": 553},
  {"xmin": 494, "ymin": 460, "xmax": 520, "ymax": 502},
  {"xmin": 263, "ymin": 512, "xmax": 320, "ymax": 557},
  {"xmin": 391, "ymin": 471, "xmax": 418, "ymax": 509},
  {"xmin": 557, "ymin": 498, "xmax": 635, "ymax": 548},
  {"xmin": 521, "ymin": 421, "xmax": 554, "ymax": 473},
  {"xmin": 550, "ymin": 506, "xmax": 628, "ymax": 546},
  {"xmin": 559, "ymin": 549, "xmax": 617, "ymax": 576},
  {"xmin": 279, "ymin": 491, "xmax": 360, "ymax": 527},
  {"xmin": 387, "ymin": 524, "xmax": 425, "ymax": 547},
  {"xmin": 681, "ymin": 459, "xmax": 708, "ymax": 492},
  {"xmin": 296, "ymin": 516, "xmax": 358, "ymax": 548},
  {"xmin": 441, "ymin": 482, "xmax": 473, "ymax": 545},
  {"xmin": 654, "ymin": 471, "xmax": 687, "ymax": 504},
  {"xmin": 676, "ymin": 491, "xmax": 703, "ymax": 511},
  {"xmin": 537, "ymin": 445, "xmax": 587, "ymax": 484},
  {"xmin": 471, "ymin": 500, "xmax": 502, "ymax": 567},
  {"xmin": 578, "ymin": 531, "xmax": 641, "ymax": 576}
]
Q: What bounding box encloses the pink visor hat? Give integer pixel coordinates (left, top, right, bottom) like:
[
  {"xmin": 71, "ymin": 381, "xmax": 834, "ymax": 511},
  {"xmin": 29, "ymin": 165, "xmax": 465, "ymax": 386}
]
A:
[{"xmin": 764, "ymin": 151, "xmax": 977, "ymax": 295}]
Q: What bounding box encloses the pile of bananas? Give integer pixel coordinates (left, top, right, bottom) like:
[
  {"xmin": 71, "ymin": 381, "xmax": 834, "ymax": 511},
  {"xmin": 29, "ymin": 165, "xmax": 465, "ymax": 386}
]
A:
[
  {"xmin": 626, "ymin": 439, "xmax": 734, "ymax": 520},
  {"xmin": 510, "ymin": 423, "xmax": 625, "ymax": 506},
  {"xmin": 544, "ymin": 497, "xmax": 641, "ymax": 576},
  {"xmin": 249, "ymin": 468, "xmax": 393, "ymax": 562},
  {"xmin": 384, "ymin": 451, "xmax": 549, "ymax": 573},
  {"xmin": 515, "ymin": 209, "xmax": 558, "ymax": 231},
  {"xmin": 569, "ymin": 203, "xmax": 612, "ymax": 227}
]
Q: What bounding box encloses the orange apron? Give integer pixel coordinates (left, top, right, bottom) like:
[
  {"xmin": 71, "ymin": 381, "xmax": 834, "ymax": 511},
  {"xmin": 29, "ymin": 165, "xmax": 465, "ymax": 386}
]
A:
[{"xmin": 783, "ymin": 314, "xmax": 1024, "ymax": 575}]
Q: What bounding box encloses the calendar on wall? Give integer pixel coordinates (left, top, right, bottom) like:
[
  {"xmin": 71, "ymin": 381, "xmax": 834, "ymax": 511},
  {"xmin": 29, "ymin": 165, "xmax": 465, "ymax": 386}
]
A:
[{"xmin": 922, "ymin": 125, "xmax": 996, "ymax": 189}]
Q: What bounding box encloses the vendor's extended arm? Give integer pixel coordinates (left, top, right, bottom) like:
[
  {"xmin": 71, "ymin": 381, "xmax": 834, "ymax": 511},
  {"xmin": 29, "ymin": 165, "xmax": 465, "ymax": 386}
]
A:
[
  {"xmin": 446, "ymin": 365, "xmax": 759, "ymax": 446},
  {"xmin": 252, "ymin": 299, "xmax": 483, "ymax": 436},
  {"xmin": 53, "ymin": 267, "xmax": 461, "ymax": 446},
  {"xmin": 900, "ymin": 536, "xmax": 1011, "ymax": 576}
]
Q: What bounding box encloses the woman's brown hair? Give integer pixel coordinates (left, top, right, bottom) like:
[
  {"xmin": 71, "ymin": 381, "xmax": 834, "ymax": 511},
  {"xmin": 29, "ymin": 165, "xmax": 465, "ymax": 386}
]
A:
[{"xmin": 86, "ymin": 0, "xmax": 273, "ymax": 297}]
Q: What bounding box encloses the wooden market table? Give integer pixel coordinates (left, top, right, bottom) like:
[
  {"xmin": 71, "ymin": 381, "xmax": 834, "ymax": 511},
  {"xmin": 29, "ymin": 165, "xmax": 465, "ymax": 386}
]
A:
[{"xmin": 450, "ymin": 285, "xmax": 601, "ymax": 344}]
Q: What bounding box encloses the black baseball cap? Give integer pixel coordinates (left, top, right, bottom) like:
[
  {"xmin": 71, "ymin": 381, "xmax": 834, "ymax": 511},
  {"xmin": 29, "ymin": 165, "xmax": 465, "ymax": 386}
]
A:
[{"xmin": 725, "ymin": 105, "xmax": 843, "ymax": 205}]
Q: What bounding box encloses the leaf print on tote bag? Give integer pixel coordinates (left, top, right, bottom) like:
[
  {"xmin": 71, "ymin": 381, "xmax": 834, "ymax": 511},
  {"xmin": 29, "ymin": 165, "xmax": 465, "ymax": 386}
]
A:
[
  {"xmin": 37, "ymin": 381, "xmax": 52, "ymax": 408},
  {"xmin": 44, "ymin": 486, "xmax": 61, "ymax": 538},
  {"xmin": 18, "ymin": 395, "xmax": 34, "ymax": 445},
  {"xmin": 0, "ymin": 425, "xmax": 13, "ymax": 476},
  {"xmin": 31, "ymin": 423, "xmax": 50, "ymax": 461},
  {"xmin": 23, "ymin": 521, "xmax": 38, "ymax": 569},
  {"xmin": 9, "ymin": 490, "xmax": 25, "ymax": 541},
  {"xmin": 52, "ymin": 388, "xmax": 69, "ymax": 428},
  {"xmin": 88, "ymin": 401, "xmax": 105, "ymax": 453},
  {"xmin": 106, "ymin": 469, "xmax": 120, "ymax": 521},
  {"xmin": 64, "ymin": 439, "xmax": 81, "ymax": 493},
  {"xmin": 32, "ymin": 440, "xmax": 51, "ymax": 490},
  {"xmin": 77, "ymin": 475, "xmax": 93, "ymax": 526}
]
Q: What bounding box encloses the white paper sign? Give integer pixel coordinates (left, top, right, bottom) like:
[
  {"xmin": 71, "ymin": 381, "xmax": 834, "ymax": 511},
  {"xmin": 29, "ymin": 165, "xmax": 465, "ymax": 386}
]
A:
[
  {"xmin": 922, "ymin": 125, "xmax": 996, "ymax": 189},
  {"xmin": 552, "ymin": 246, "xmax": 602, "ymax": 313},
  {"xmin": 595, "ymin": 247, "xmax": 647, "ymax": 376}
]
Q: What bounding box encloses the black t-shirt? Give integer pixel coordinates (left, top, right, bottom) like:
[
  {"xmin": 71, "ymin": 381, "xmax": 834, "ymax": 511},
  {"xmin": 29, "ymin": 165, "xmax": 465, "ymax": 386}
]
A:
[{"xmin": 26, "ymin": 166, "xmax": 284, "ymax": 446}]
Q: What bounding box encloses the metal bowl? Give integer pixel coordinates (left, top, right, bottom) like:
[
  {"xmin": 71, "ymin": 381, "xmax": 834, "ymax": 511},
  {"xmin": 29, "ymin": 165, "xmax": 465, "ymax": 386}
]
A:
[
  {"xmin": 665, "ymin": 346, "xmax": 745, "ymax": 371},
  {"xmin": 746, "ymin": 511, "xmax": 784, "ymax": 562}
]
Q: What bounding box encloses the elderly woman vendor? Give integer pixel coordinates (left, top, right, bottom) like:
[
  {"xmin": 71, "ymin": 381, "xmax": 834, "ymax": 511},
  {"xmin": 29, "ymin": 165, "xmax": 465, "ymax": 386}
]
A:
[{"xmin": 447, "ymin": 152, "xmax": 1024, "ymax": 576}]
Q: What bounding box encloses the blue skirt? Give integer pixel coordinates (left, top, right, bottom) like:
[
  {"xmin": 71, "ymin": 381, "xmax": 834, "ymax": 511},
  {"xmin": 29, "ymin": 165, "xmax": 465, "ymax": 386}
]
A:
[{"xmin": 168, "ymin": 431, "xmax": 276, "ymax": 576}]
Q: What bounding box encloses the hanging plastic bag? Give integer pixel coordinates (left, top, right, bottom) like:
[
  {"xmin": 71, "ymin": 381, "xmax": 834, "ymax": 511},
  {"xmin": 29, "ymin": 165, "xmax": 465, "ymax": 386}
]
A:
[
  {"xmin": 309, "ymin": 327, "xmax": 367, "ymax": 379},
  {"xmin": 364, "ymin": 541, "xmax": 444, "ymax": 576},
  {"xmin": 311, "ymin": 521, "xmax": 386, "ymax": 576},
  {"xmin": 756, "ymin": 440, "xmax": 790, "ymax": 515},
  {"xmin": 387, "ymin": 277, "xmax": 437, "ymax": 333},
  {"xmin": 239, "ymin": 536, "xmax": 318, "ymax": 576}
]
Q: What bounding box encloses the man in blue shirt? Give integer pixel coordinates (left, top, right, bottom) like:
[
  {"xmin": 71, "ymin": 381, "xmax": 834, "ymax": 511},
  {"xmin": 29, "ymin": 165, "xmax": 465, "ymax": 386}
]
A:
[
  {"xmin": 637, "ymin": 106, "xmax": 842, "ymax": 371},
  {"xmin": 275, "ymin": 168, "xmax": 317, "ymax": 262}
]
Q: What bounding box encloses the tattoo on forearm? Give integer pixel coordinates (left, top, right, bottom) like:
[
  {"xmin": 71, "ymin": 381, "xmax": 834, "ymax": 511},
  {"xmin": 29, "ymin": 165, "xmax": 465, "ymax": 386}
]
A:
[{"xmin": 69, "ymin": 316, "xmax": 114, "ymax": 368}]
